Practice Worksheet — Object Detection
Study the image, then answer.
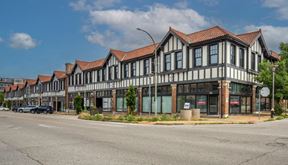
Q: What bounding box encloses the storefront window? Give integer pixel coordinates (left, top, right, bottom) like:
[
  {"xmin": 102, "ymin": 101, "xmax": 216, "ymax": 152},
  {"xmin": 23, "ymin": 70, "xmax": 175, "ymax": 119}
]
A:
[
  {"xmin": 196, "ymin": 95, "xmax": 207, "ymax": 113},
  {"xmin": 152, "ymin": 96, "xmax": 161, "ymax": 113},
  {"xmin": 230, "ymin": 96, "xmax": 240, "ymax": 114},
  {"xmin": 103, "ymin": 98, "xmax": 112, "ymax": 111},
  {"xmin": 142, "ymin": 97, "xmax": 151, "ymax": 113},
  {"xmin": 241, "ymin": 97, "xmax": 246, "ymax": 114},
  {"xmin": 162, "ymin": 96, "xmax": 172, "ymax": 113},
  {"xmin": 117, "ymin": 97, "xmax": 123, "ymax": 112},
  {"xmin": 177, "ymin": 96, "xmax": 186, "ymax": 112},
  {"xmin": 186, "ymin": 95, "xmax": 196, "ymax": 109}
]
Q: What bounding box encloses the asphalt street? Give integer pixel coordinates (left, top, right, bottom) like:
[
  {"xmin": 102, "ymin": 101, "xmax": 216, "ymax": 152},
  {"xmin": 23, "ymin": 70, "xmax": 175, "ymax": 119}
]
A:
[{"xmin": 0, "ymin": 111, "xmax": 288, "ymax": 165}]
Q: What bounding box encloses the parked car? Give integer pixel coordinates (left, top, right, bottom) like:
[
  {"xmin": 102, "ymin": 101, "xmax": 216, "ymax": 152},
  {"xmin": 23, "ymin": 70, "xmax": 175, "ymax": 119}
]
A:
[
  {"xmin": 12, "ymin": 106, "xmax": 19, "ymax": 112},
  {"xmin": 35, "ymin": 106, "xmax": 53, "ymax": 114},
  {"xmin": 0, "ymin": 106, "xmax": 9, "ymax": 111},
  {"xmin": 17, "ymin": 105, "xmax": 37, "ymax": 113}
]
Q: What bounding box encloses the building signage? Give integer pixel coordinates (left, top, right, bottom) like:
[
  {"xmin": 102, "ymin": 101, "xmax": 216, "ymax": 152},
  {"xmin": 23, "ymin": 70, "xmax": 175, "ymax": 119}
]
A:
[{"xmin": 183, "ymin": 102, "xmax": 190, "ymax": 109}]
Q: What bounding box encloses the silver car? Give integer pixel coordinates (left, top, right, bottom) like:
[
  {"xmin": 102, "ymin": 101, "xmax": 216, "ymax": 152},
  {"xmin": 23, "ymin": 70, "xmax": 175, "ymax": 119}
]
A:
[
  {"xmin": 17, "ymin": 105, "xmax": 37, "ymax": 113},
  {"xmin": 0, "ymin": 106, "xmax": 9, "ymax": 111}
]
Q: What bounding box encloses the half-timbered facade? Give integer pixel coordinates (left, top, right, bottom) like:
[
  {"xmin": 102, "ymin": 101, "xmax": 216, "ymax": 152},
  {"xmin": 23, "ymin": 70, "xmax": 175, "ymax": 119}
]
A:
[{"xmin": 4, "ymin": 26, "xmax": 280, "ymax": 116}]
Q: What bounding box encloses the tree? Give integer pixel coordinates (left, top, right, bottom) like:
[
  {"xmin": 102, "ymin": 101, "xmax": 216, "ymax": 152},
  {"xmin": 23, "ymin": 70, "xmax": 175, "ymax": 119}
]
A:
[
  {"xmin": 0, "ymin": 92, "xmax": 4, "ymax": 106},
  {"xmin": 126, "ymin": 85, "xmax": 136, "ymax": 115},
  {"xmin": 256, "ymin": 42, "xmax": 288, "ymax": 115},
  {"xmin": 74, "ymin": 94, "xmax": 83, "ymax": 114}
]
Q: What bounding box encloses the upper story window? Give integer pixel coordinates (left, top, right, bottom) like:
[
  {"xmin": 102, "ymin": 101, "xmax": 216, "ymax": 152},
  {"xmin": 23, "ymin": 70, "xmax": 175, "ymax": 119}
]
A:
[
  {"xmin": 85, "ymin": 72, "xmax": 89, "ymax": 84},
  {"xmin": 251, "ymin": 52, "xmax": 256, "ymax": 70},
  {"xmin": 175, "ymin": 52, "xmax": 183, "ymax": 69},
  {"xmin": 114, "ymin": 66, "xmax": 119, "ymax": 79},
  {"xmin": 97, "ymin": 70, "xmax": 101, "ymax": 82},
  {"xmin": 124, "ymin": 64, "xmax": 129, "ymax": 78},
  {"xmin": 164, "ymin": 54, "xmax": 171, "ymax": 71},
  {"xmin": 131, "ymin": 62, "xmax": 136, "ymax": 77},
  {"xmin": 144, "ymin": 59, "xmax": 150, "ymax": 75},
  {"xmin": 194, "ymin": 48, "xmax": 202, "ymax": 67},
  {"xmin": 209, "ymin": 44, "xmax": 218, "ymax": 65},
  {"xmin": 102, "ymin": 68, "xmax": 106, "ymax": 81},
  {"xmin": 239, "ymin": 48, "xmax": 244, "ymax": 68},
  {"xmin": 230, "ymin": 44, "xmax": 236, "ymax": 65},
  {"xmin": 152, "ymin": 58, "xmax": 155, "ymax": 73},
  {"xmin": 257, "ymin": 55, "xmax": 261, "ymax": 71},
  {"xmin": 109, "ymin": 67, "xmax": 113, "ymax": 80},
  {"xmin": 89, "ymin": 71, "xmax": 92, "ymax": 83}
]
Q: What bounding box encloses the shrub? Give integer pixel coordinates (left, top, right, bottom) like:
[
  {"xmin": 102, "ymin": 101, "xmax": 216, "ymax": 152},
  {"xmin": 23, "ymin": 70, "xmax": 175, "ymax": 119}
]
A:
[
  {"xmin": 136, "ymin": 116, "xmax": 143, "ymax": 122},
  {"xmin": 150, "ymin": 116, "xmax": 160, "ymax": 122},
  {"xmin": 276, "ymin": 116, "xmax": 285, "ymax": 120},
  {"xmin": 117, "ymin": 115, "xmax": 125, "ymax": 121},
  {"xmin": 78, "ymin": 112, "xmax": 91, "ymax": 120},
  {"xmin": 160, "ymin": 114, "xmax": 171, "ymax": 121},
  {"xmin": 102, "ymin": 115, "xmax": 112, "ymax": 121},
  {"xmin": 275, "ymin": 102, "xmax": 283, "ymax": 116},
  {"xmin": 92, "ymin": 113, "xmax": 103, "ymax": 121},
  {"xmin": 74, "ymin": 94, "xmax": 83, "ymax": 114},
  {"xmin": 126, "ymin": 85, "xmax": 136, "ymax": 115},
  {"xmin": 125, "ymin": 114, "xmax": 136, "ymax": 122},
  {"xmin": 172, "ymin": 114, "xmax": 180, "ymax": 121}
]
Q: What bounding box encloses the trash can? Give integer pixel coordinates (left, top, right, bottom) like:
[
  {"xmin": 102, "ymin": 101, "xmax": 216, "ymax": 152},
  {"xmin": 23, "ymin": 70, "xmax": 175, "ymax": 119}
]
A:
[
  {"xmin": 180, "ymin": 109, "xmax": 192, "ymax": 121},
  {"xmin": 192, "ymin": 109, "xmax": 200, "ymax": 119}
]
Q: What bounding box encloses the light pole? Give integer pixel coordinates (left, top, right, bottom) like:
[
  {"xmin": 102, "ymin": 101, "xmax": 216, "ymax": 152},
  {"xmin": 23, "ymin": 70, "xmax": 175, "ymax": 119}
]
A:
[
  {"xmin": 271, "ymin": 64, "xmax": 278, "ymax": 118},
  {"xmin": 136, "ymin": 28, "xmax": 158, "ymax": 116}
]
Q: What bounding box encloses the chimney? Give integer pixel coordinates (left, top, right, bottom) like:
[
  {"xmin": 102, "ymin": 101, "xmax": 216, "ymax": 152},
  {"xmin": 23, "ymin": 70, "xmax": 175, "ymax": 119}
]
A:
[{"xmin": 65, "ymin": 63, "xmax": 73, "ymax": 74}]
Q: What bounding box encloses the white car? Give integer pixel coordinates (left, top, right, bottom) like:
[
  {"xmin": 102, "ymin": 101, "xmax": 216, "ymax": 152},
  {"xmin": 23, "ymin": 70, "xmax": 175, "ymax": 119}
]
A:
[{"xmin": 0, "ymin": 106, "xmax": 9, "ymax": 111}]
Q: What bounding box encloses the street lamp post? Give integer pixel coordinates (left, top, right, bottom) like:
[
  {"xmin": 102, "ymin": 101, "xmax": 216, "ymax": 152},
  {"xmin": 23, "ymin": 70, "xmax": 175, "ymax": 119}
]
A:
[
  {"xmin": 136, "ymin": 28, "xmax": 158, "ymax": 116},
  {"xmin": 271, "ymin": 64, "xmax": 278, "ymax": 118}
]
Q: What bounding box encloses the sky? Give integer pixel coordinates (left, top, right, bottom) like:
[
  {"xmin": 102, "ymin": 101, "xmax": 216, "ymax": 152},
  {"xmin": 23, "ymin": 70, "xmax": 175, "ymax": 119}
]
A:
[{"xmin": 1, "ymin": 0, "xmax": 288, "ymax": 79}]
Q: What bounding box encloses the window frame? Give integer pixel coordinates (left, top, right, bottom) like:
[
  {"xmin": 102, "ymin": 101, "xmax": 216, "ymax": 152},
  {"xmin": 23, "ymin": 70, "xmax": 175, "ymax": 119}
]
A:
[
  {"xmin": 251, "ymin": 52, "xmax": 256, "ymax": 70},
  {"xmin": 194, "ymin": 47, "xmax": 202, "ymax": 67},
  {"xmin": 164, "ymin": 53, "xmax": 171, "ymax": 71},
  {"xmin": 239, "ymin": 48, "xmax": 244, "ymax": 68},
  {"xmin": 131, "ymin": 62, "xmax": 136, "ymax": 77},
  {"xmin": 124, "ymin": 63, "xmax": 129, "ymax": 78},
  {"xmin": 144, "ymin": 59, "xmax": 150, "ymax": 75},
  {"xmin": 209, "ymin": 44, "xmax": 218, "ymax": 65},
  {"xmin": 230, "ymin": 44, "xmax": 236, "ymax": 65},
  {"xmin": 175, "ymin": 51, "xmax": 183, "ymax": 69},
  {"xmin": 114, "ymin": 66, "xmax": 119, "ymax": 79}
]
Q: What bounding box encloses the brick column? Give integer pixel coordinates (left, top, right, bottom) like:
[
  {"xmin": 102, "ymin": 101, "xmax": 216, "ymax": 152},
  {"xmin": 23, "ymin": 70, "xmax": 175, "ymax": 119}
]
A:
[
  {"xmin": 251, "ymin": 85, "xmax": 257, "ymax": 113},
  {"xmin": 171, "ymin": 84, "xmax": 177, "ymax": 113},
  {"xmin": 138, "ymin": 87, "xmax": 143, "ymax": 115},
  {"xmin": 220, "ymin": 80, "xmax": 230, "ymax": 117},
  {"xmin": 112, "ymin": 89, "xmax": 116, "ymax": 114}
]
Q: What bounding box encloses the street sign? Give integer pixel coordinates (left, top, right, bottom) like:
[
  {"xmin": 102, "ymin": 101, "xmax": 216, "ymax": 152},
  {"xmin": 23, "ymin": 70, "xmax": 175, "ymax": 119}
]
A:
[
  {"xmin": 260, "ymin": 87, "xmax": 270, "ymax": 97},
  {"xmin": 183, "ymin": 102, "xmax": 190, "ymax": 109}
]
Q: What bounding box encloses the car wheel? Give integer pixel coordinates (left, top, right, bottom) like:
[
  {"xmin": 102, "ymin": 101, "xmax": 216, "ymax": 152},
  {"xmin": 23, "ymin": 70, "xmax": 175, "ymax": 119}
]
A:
[
  {"xmin": 43, "ymin": 110, "xmax": 47, "ymax": 114},
  {"xmin": 19, "ymin": 109, "xmax": 23, "ymax": 113},
  {"xmin": 31, "ymin": 110, "xmax": 35, "ymax": 114}
]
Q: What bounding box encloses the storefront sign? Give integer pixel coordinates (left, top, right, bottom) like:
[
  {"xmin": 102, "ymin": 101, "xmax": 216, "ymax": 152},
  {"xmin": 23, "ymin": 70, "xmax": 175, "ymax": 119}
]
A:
[
  {"xmin": 260, "ymin": 87, "xmax": 270, "ymax": 97},
  {"xmin": 183, "ymin": 102, "xmax": 190, "ymax": 109}
]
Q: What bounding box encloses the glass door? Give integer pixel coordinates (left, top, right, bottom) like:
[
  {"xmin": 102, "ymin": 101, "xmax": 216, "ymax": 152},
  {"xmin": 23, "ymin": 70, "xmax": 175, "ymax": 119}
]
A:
[{"xmin": 208, "ymin": 96, "xmax": 218, "ymax": 115}]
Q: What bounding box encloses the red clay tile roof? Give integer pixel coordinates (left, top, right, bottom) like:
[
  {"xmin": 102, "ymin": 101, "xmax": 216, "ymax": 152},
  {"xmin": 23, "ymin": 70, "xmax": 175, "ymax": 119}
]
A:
[
  {"xmin": 75, "ymin": 60, "xmax": 90, "ymax": 70},
  {"xmin": 53, "ymin": 71, "xmax": 66, "ymax": 79},
  {"xmin": 4, "ymin": 86, "xmax": 11, "ymax": 92},
  {"xmin": 270, "ymin": 50, "xmax": 281, "ymax": 60},
  {"xmin": 110, "ymin": 49, "xmax": 126, "ymax": 61},
  {"xmin": 237, "ymin": 30, "xmax": 261, "ymax": 45},
  {"xmin": 170, "ymin": 27, "xmax": 192, "ymax": 43},
  {"xmin": 18, "ymin": 84, "xmax": 25, "ymax": 90},
  {"xmin": 11, "ymin": 85, "xmax": 17, "ymax": 91},
  {"xmin": 123, "ymin": 43, "xmax": 158, "ymax": 61},
  {"xmin": 38, "ymin": 75, "xmax": 52, "ymax": 83},
  {"xmin": 84, "ymin": 59, "xmax": 105, "ymax": 71},
  {"xmin": 26, "ymin": 79, "xmax": 37, "ymax": 86}
]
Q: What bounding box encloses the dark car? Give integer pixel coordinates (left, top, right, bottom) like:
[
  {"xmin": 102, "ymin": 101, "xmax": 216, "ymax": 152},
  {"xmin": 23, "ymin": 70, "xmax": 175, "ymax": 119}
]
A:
[
  {"xmin": 35, "ymin": 106, "xmax": 53, "ymax": 114},
  {"xmin": 12, "ymin": 106, "xmax": 19, "ymax": 112}
]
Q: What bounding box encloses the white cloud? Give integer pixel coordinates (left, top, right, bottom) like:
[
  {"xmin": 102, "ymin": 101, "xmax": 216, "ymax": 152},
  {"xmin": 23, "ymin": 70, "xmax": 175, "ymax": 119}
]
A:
[
  {"xmin": 262, "ymin": 0, "xmax": 288, "ymax": 19},
  {"xmin": 0, "ymin": 37, "xmax": 3, "ymax": 43},
  {"xmin": 245, "ymin": 25, "xmax": 288, "ymax": 51},
  {"xmin": 10, "ymin": 33, "xmax": 37, "ymax": 49},
  {"xmin": 85, "ymin": 4, "xmax": 209, "ymax": 49},
  {"xmin": 70, "ymin": 0, "xmax": 121, "ymax": 11}
]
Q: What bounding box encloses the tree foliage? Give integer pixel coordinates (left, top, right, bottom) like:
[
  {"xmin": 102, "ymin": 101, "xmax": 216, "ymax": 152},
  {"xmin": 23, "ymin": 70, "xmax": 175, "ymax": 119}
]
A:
[
  {"xmin": 0, "ymin": 92, "xmax": 4, "ymax": 106},
  {"xmin": 74, "ymin": 94, "xmax": 83, "ymax": 114},
  {"xmin": 126, "ymin": 85, "xmax": 136, "ymax": 115},
  {"xmin": 256, "ymin": 42, "xmax": 288, "ymax": 101}
]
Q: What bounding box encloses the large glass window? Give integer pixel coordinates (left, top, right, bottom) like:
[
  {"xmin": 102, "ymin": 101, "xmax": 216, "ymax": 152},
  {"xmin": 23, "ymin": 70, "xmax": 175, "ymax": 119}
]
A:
[
  {"xmin": 144, "ymin": 59, "xmax": 150, "ymax": 75},
  {"xmin": 196, "ymin": 95, "xmax": 207, "ymax": 113},
  {"xmin": 164, "ymin": 54, "xmax": 171, "ymax": 71},
  {"xmin": 209, "ymin": 44, "xmax": 218, "ymax": 64},
  {"xmin": 162, "ymin": 96, "xmax": 172, "ymax": 113},
  {"xmin": 117, "ymin": 97, "xmax": 123, "ymax": 112},
  {"xmin": 152, "ymin": 96, "xmax": 161, "ymax": 113},
  {"xmin": 131, "ymin": 62, "xmax": 136, "ymax": 77},
  {"xmin": 102, "ymin": 98, "xmax": 112, "ymax": 111},
  {"xmin": 142, "ymin": 97, "xmax": 151, "ymax": 113},
  {"xmin": 239, "ymin": 48, "xmax": 244, "ymax": 68},
  {"xmin": 230, "ymin": 96, "xmax": 240, "ymax": 114},
  {"xmin": 194, "ymin": 48, "xmax": 202, "ymax": 67},
  {"xmin": 230, "ymin": 44, "xmax": 236, "ymax": 65},
  {"xmin": 175, "ymin": 52, "xmax": 183, "ymax": 69}
]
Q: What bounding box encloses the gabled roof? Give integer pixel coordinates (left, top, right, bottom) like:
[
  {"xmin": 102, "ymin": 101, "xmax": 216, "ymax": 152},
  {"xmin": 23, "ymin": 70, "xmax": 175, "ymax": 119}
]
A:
[
  {"xmin": 18, "ymin": 84, "xmax": 25, "ymax": 90},
  {"xmin": 4, "ymin": 86, "xmax": 11, "ymax": 92},
  {"xmin": 109, "ymin": 43, "xmax": 158, "ymax": 62},
  {"xmin": 270, "ymin": 50, "xmax": 281, "ymax": 60},
  {"xmin": 53, "ymin": 71, "xmax": 66, "ymax": 79},
  {"xmin": 11, "ymin": 85, "xmax": 17, "ymax": 91},
  {"xmin": 75, "ymin": 60, "xmax": 90, "ymax": 70},
  {"xmin": 169, "ymin": 27, "xmax": 192, "ymax": 44},
  {"xmin": 237, "ymin": 30, "xmax": 261, "ymax": 45},
  {"xmin": 37, "ymin": 75, "xmax": 52, "ymax": 83},
  {"xmin": 66, "ymin": 63, "xmax": 74, "ymax": 74},
  {"xmin": 84, "ymin": 58, "xmax": 105, "ymax": 71},
  {"xmin": 26, "ymin": 79, "xmax": 37, "ymax": 86}
]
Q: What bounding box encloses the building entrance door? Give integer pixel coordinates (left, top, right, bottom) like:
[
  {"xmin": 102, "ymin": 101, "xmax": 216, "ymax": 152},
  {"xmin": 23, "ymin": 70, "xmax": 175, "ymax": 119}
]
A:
[{"xmin": 208, "ymin": 96, "xmax": 218, "ymax": 115}]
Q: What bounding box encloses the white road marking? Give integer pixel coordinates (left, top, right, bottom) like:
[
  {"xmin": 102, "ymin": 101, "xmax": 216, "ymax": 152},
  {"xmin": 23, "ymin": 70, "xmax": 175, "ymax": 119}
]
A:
[
  {"xmin": 88, "ymin": 122, "xmax": 125, "ymax": 128},
  {"xmin": 38, "ymin": 124, "xmax": 58, "ymax": 128}
]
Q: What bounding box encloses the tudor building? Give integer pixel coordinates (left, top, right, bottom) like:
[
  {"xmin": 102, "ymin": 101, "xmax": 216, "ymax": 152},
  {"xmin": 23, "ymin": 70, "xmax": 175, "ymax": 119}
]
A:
[{"xmin": 4, "ymin": 26, "xmax": 280, "ymax": 116}]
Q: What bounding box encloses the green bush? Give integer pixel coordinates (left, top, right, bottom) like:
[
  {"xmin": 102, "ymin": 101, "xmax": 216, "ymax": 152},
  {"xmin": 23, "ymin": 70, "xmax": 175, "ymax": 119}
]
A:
[
  {"xmin": 125, "ymin": 114, "xmax": 136, "ymax": 122},
  {"xmin": 92, "ymin": 113, "xmax": 103, "ymax": 121},
  {"xmin": 160, "ymin": 114, "xmax": 171, "ymax": 121},
  {"xmin": 78, "ymin": 112, "xmax": 91, "ymax": 120},
  {"xmin": 276, "ymin": 116, "xmax": 285, "ymax": 120},
  {"xmin": 117, "ymin": 115, "xmax": 125, "ymax": 121},
  {"xmin": 150, "ymin": 116, "xmax": 160, "ymax": 122},
  {"xmin": 74, "ymin": 95, "xmax": 83, "ymax": 114},
  {"xmin": 126, "ymin": 85, "xmax": 136, "ymax": 115},
  {"xmin": 172, "ymin": 114, "xmax": 180, "ymax": 121},
  {"xmin": 102, "ymin": 115, "xmax": 112, "ymax": 121},
  {"xmin": 275, "ymin": 103, "xmax": 283, "ymax": 116},
  {"xmin": 136, "ymin": 116, "xmax": 143, "ymax": 122}
]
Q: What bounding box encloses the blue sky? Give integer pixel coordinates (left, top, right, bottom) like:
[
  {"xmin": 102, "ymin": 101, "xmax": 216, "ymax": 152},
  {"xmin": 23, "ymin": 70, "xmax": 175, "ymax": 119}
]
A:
[{"xmin": 1, "ymin": 0, "xmax": 288, "ymax": 78}]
